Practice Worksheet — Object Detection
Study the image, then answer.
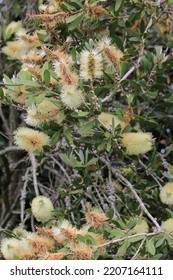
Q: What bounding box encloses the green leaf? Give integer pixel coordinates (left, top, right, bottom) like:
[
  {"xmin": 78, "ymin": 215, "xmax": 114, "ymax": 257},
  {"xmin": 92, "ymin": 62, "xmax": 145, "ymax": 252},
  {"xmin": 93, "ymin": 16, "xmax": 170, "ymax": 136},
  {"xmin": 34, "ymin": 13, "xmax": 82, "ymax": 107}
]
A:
[
  {"xmin": 129, "ymin": 236, "xmax": 145, "ymax": 243},
  {"xmin": 60, "ymin": 248, "xmax": 71, "ymax": 253},
  {"xmin": 3, "ymin": 21, "xmax": 22, "ymax": 42},
  {"xmin": 117, "ymin": 240, "xmax": 129, "ymax": 257},
  {"xmin": 35, "ymin": 93, "xmax": 46, "ymax": 105},
  {"xmin": 51, "ymin": 131, "xmax": 61, "ymax": 145},
  {"xmin": 71, "ymin": 112, "xmax": 89, "ymax": 118},
  {"xmin": 66, "ymin": 12, "xmax": 84, "ymax": 31},
  {"xmin": 14, "ymin": 78, "xmax": 40, "ymax": 87},
  {"xmin": 107, "ymin": 209, "xmax": 115, "ymax": 220},
  {"xmin": 78, "ymin": 150, "xmax": 85, "ymax": 163},
  {"xmin": 155, "ymin": 236, "xmax": 165, "ymax": 248},
  {"xmin": 84, "ymin": 234, "xmax": 96, "ymax": 245},
  {"xmin": 79, "ymin": 120, "xmax": 95, "ymax": 135},
  {"xmin": 0, "ymin": 88, "xmax": 4, "ymax": 99},
  {"xmin": 126, "ymin": 218, "xmax": 138, "ymax": 229},
  {"xmin": 77, "ymin": 112, "xmax": 90, "ymax": 117},
  {"xmin": 109, "ymin": 229, "xmax": 126, "ymax": 238},
  {"xmin": 43, "ymin": 69, "xmax": 50, "ymax": 86},
  {"xmin": 64, "ymin": 127, "xmax": 73, "ymax": 143},
  {"xmin": 113, "ymin": 35, "xmax": 124, "ymax": 52},
  {"xmin": 87, "ymin": 157, "xmax": 98, "ymax": 166},
  {"xmin": 115, "ymin": 0, "xmax": 123, "ymax": 12},
  {"xmin": 146, "ymin": 239, "xmax": 156, "ymax": 255},
  {"xmin": 59, "ymin": 153, "xmax": 76, "ymax": 167},
  {"xmin": 3, "ymin": 74, "xmax": 14, "ymax": 85},
  {"xmin": 106, "ymin": 139, "xmax": 112, "ymax": 152},
  {"xmin": 76, "ymin": 234, "xmax": 86, "ymax": 243}
]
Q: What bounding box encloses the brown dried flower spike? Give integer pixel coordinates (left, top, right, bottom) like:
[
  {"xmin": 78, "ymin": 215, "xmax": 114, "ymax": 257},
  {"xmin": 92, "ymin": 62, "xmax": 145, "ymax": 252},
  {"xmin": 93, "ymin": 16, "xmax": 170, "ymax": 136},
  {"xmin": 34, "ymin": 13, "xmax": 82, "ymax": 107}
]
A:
[
  {"xmin": 86, "ymin": 208, "xmax": 108, "ymax": 228},
  {"xmin": 43, "ymin": 252, "xmax": 66, "ymax": 260},
  {"xmin": 72, "ymin": 244, "xmax": 93, "ymax": 260}
]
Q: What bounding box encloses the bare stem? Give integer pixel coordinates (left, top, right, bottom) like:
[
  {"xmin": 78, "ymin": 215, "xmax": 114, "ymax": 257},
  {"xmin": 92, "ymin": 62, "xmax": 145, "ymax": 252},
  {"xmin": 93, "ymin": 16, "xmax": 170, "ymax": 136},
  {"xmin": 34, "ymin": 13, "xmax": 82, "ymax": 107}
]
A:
[
  {"xmin": 29, "ymin": 152, "xmax": 39, "ymax": 196},
  {"xmin": 95, "ymin": 231, "xmax": 163, "ymax": 249},
  {"xmin": 0, "ymin": 146, "xmax": 22, "ymax": 157},
  {"xmin": 97, "ymin": 155, "xmax": 161, "ymax": 231},
  {"xmin": 131, "ymin": 237, "xmax": 146, "ymax": 260},
  {"xmin": 20, "ymin": 169, "xmax": 30, "ymax": 227}
]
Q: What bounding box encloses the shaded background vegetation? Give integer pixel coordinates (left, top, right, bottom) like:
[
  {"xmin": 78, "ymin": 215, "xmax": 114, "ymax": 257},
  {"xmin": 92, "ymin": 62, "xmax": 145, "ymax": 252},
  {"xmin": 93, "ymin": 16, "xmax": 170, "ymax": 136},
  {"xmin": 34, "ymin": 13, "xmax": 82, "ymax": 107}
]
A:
[
  {"xmin": 0, "ymin": 0, "xmax": 173, "ymax": 260},
  {"xmin": 0, "ymin": 0, "xmax": 38, "ymax": 230}
]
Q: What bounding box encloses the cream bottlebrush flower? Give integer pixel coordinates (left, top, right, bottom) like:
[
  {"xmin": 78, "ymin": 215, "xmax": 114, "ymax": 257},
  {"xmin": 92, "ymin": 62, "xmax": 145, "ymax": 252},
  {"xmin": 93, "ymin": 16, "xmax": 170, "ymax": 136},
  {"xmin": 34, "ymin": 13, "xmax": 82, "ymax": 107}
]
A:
[
  {"xmin": 14, "ymin": 127, "xmax": 50, "ymax": 152},
  {"xmin": 12, "ymin": 227, "xmax": 30, "ymax": 239},
  {"xmin": 0, "ymin": 238, "xmax": 30, "ymax": 260},
  {"xmin": 16, "ymin": 29, "xmax": 41, "ymax": 48},
  {"xmin": 25, "ymin": 98, "xmax": 64, "ymax": 127},
  {"xmin": 53, "ymin": 59, "xmax": 78, "ymax": 86},
  {"xmin": 46, "ymin": 48, "xmax": 73, "ymax": 66},
  {"xmin": 22, "ymin": 63, "xmax": 41, "ymax": 78},
  {"xmin": 98, "ymin": 37, "xmax": 123, "ymax": 67},
  {"xmin": 133, "ymin": 219, "xmax": 149, "ymax": 234},
  {"xmin": 80, "ymin": 49, "xmax": 103, "ymax": 81},
  {"xmin": 122, "ymin": 132, "xmax": 153, "ymax": 155},
  {"xmin": 161, "ymin": 218, "xmax": 173, "ymax": 233},
  {"xmin": 160, "ymin": 182, "xmax": 173, "ymax": 205},
  {"xmin": 98, "ymin": 112, "xmax": 126, "ymax": 131},
  {"xmin": 21, "ymin": 49, "xmax": 45, "ymax": 65},
  {"xmin": 1, "ymin": 238, "xmax": 21, "ymax": 259},
  {"xmin": 2, "ymin": 41, "xmax": 27, "ymax": 60},
  {"xmin": 31, "ymin": 195, "xmax": 54, "ymax": 223},
  {"xmin": 60, "ymin": 85, "xmax": 84, "ymax": 109}
]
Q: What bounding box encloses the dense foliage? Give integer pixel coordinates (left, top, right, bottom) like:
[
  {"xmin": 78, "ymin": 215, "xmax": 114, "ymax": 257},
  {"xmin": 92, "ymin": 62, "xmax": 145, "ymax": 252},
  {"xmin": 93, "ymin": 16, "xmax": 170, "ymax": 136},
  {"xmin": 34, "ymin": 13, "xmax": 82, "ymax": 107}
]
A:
[{"xmin": 0, "ymin": 0, "xmax": 173, "ymax": 260}]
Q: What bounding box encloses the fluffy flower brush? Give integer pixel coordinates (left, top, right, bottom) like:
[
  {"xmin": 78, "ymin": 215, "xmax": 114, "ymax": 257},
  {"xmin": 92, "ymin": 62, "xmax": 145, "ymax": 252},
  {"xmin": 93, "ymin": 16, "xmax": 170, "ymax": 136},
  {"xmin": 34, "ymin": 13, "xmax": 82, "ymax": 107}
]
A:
[
  {"xmin": 98, "ymin": 37, "xmax": 123, "ymax": 67},
  {"xmin": 133, "ymin": 219, "xmax": 149, "ymax": 234},
  {"xmin": 27, "ymin": 233, "xmax": 54, "ymax": 254},
  {"xmin": 80, "ymin": 50, "xmax": 103, "ymax": 81},
  {"xmin": 2, "ymin": 41, "xmax": 27, "ymax": 60},
  {"xmin": 85, "ymin": 208, "xmax": 108, "ymax": 228},
  {"xmin": 31, "ymin": 195, "xmax": 54, "ymax": 223},
  {"xmin": 122, "ymin": 132, "xmax": 153, "ymax": 155},
  {"xmin": 25, "ymin": 98, "xmax": 64, "ymax": 127},
  {"xmin": 53, "ymin": 59, "xmax": 78, "ymax": 86},
  {"xmin": 161, "ymin": 218, "xmax": 173, "ymax": 233},
  {"xmin": 43, "ymin": 252, "xmax": 66, "ymax": 260},
  {"xmin": 60, "ymin": 86, "xmax": 84, "ymax": 109},
  {"xmin": 0, "ymin": 238, "xmax": 31, "ymax": 260},
  {"xmin": 52, "ymin": 220, "xmax": 77, "ymax": 244},
  {"xmin": 98, "ymin": 112, "xmax": 125, "ymax": 131},
  {"xmin": 160, "ymin": 182, "xmax": 173, "ymax": 205},
  {"xmin": 71, "ymin": 244, "xmax": 93, "ymax": 260},
  {"xmin": 8, "ymin": 87, "xmax": 27, "ymax": 105},
  {"xmin": 14, "ymin": 127, "xmax": 50, "ymax": 152}
]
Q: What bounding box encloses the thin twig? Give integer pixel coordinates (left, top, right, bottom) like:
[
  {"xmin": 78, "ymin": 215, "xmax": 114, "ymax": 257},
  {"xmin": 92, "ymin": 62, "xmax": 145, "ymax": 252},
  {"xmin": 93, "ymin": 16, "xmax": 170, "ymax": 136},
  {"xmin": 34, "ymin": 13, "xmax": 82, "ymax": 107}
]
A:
[
  {"xmin": 0, "ymin": 107, "xmax": 11, "ymax": 136},
  {"xmin": 49, "ymin": 155, "xmax": 71, "ymax": 182},
  {"xmin": 131, "ymin": 237, "xmax": 146, "ymax": 260},
  {"xmin": 0, "ymin": 146, "xmax": 22, "ymax": 156},
  {"xmin": 96, "ymin": 231, "xmax": 163, "ymax": 248},
  {"xmin": 29, "ymin": 152, "xmax": 39, "ymax": 196},
  {"xmin": 97, "ymin": 155, "xmax": 161, "ymax": 231},
  {"xmin": 139, "ymin": 159, "xmax": 163, "ymax": 190},
  {"xmin": 20, "ymin": 169, "xmax": 30, "ymax": 227},
  {"xmin": 102, "ymin": 39, "xmax": 145, "ymax": 103}
]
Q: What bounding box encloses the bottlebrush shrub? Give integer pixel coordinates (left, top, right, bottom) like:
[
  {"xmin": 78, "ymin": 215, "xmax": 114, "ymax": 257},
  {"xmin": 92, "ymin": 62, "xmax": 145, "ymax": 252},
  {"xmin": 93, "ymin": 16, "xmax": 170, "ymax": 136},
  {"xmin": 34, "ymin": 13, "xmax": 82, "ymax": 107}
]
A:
[{"xmin": 0, "ymin": 0, "xmax": 173, "ymax": 260}]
